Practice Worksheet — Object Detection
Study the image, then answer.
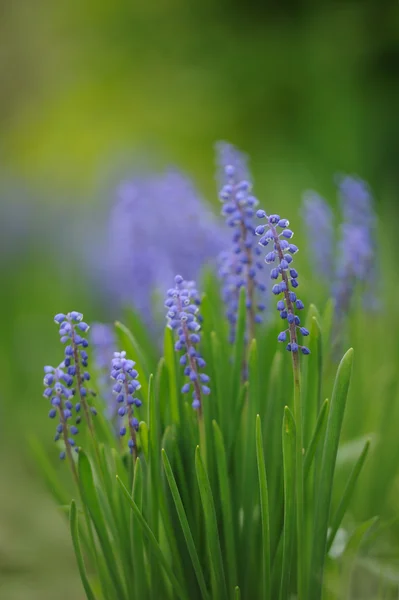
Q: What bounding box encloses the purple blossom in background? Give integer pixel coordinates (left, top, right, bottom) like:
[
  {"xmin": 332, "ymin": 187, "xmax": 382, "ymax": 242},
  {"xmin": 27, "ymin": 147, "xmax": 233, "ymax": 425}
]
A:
[
  {"xmin": 302, "ymin": 191, "xmax": 334, "ymax": 280},
  {"xmin": 103, "ymin": 170, "xmax": 228, "ymax": 324},
  {"xmin": 216, "ymin": 142, "xmax": 267, "ymax": 340},
  {"xmin": 334, "ymin": 175, "xmax": 378, "ymax": 317},
  {"xmin": 165, "ymin": 276, "xmax": 210, "ymax": 411},
  {"xmin": 256, "ymin": 211, "xmax": 310, "ymax": 355},
  {"xmin": 90, "ymin": 323, "xmax": 116, "ymax": 418}
]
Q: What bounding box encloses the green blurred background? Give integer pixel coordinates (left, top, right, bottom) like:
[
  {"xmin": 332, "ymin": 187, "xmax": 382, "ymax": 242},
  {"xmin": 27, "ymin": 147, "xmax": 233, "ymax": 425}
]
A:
[{"xmin": 1, "ymin": 1, "xmax": 398, "ymax": 598}]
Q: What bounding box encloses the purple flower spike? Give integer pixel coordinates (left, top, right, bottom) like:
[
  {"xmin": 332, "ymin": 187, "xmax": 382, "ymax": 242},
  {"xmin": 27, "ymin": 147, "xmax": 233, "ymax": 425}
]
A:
[
  {"xmin": 43, "ymin": 364, "xmax": 80, "ymax": 459},
  {"xmin": 53, "ymin": 311, "xmax": 96, "ymax": 432},
  {"xmin": 302, "ymin": 191, "xmax": 334, "ymax": 280},
  {"xmin": 255, "ymin": 211, "xmax": 310, "ymax": 356},
  {"xmin": 165, "ymin": 276, "xmax": 209, "ymax": 412},
  {"xmin": 334, "ymin": 174, "xmax": 378, "ymax": 318},
  {"xmin": 216, "ymin": 142, "xmax": 268, "ymax": 342},
  {"xmin": 111, "ymin": 351, "xmax": 141, "ymax": 454}
]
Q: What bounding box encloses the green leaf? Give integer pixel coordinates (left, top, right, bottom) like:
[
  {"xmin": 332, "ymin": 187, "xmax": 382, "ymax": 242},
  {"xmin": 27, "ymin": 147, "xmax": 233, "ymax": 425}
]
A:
[
  {"xmin": 138, "ymin": 421, "xmax": 149, "ymax": 460},
  {"xmin": 310, "ymin": 348, "xmax": 354, "ymax": 600},
  {"xmin": 327, "ymin": 440, "xmax": 370, "ymax": 553},
  {"xmin": 340, "ymin": 517, "xmax": 379, "ymax": 597},
  {"xmin": 255, "ymin": 415, "xmax": 271, "ymax": 600},
  {"xmin": 162, "ymin": 450, "xmax": 210, "ymax": 600},
  {"xmin": 304, "ymin": 399, "xmax": 329, "ymax": 481},
  {"xmin": 117, "ymin": 475, "xmax": 189, "ymax": 600},
  {"xmin": 70, "ymin": 500, "xmax": 97, "ymax": 600},
  {"xmin": 280, "ymin": 407, "xmax": 296, "ymax": 600},
  {"xmin": 234, "ymin": 586, "xmax": 241, "ymax": 600},
  {"xmin": 29, "ymin": 436, "xmax": 70, "ymax": 505},
  {"xmin": 195, "ymin": 446, "xmax": 228, "ymax": 600},
  {"xmin": 131, "ymin": 458, "xmax": 148, "ymax": 599},
  {"xmin": 78, "ymin": 451, "xmax": 128, "ymax": 600},
  {"xmin": 212, "ymin": 421, "xmax": 238, "ymax": 595}
]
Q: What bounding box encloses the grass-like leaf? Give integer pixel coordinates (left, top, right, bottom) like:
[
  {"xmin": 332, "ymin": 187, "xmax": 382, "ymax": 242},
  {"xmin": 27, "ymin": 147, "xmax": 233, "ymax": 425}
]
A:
[
  {"xmin": 78, "ymin": 451, "xmax": 128, "ymax": 600},
  {"xmin": 212, "ymin": 421, "xmax": 238, "ymax": 594},
  {"xmin": 255, "ymin": 415, "xmax": 271, "ymax": 600},
  {"xmin": 310, "ymin": 348, "xmax": 354, "ymax": 600},
  {"xmin": 195, "ymin": 445, "xmax": 228, "ymax": 600},
  {"xmin": 117, "ymin": 475, "xmax": 189, "ymax": 600},
  {"xmin": 280, "ymin": 407, "xmax": 296, "ymax": 600},
  {"xmin": 70, "ymin": 500, "xmax": 97, "ymax": 600},
  {"xmin": 304, "ymin": 398, "xmax": 329, "ymax": 481},
  {"xmin": 162, "ymin": 449, "xmax": 210, "ymax": 600},
  {"xmin": 327, "ymin": 439, "xmax": 370, "ymax": 553}
]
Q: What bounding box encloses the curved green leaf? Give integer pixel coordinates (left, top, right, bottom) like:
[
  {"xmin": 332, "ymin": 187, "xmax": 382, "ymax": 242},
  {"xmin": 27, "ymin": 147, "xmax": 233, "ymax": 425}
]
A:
[
  {"xmin": 255, "ymin": 415, "xmax": 271, "ymax": 600},
  {"xmin": 70, "ymin": 500, "xmax": 97, "ymax": 600},
  {"xmin": 195, "ymin": 446, "xmax": 228, "ymax": 600}
]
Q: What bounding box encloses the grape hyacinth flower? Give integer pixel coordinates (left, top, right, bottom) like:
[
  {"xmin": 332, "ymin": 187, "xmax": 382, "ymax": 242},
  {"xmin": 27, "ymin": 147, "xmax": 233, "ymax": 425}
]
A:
[
  {"xmin": 302, "ymin": 191, "xmax": 334, "ymax": 280},
  {"xmin": 111, "ymin": 351, "xmax": 142, "ymax": 456},
  {"xmin": 334, "ymin": 175, "xmax": 378, "ymax": 318},
  {"xmin": 256, "ymin": 209, "xmax": 309, "ymax": 599},
  {"xmin": 216, "ymin": 142, "xmax": 267, "ymax": 341},
  {"xmin": 43, "ymin": 364, "xmax": 79, "ymax": 472},
  {"xmin": 54, "ymin": 312, "xmax": 97, "ymax": 434},
  {"xmin": 255, "ymin": 211, "xmax": 310, "ymax": 356},
  {"xmin": 165, "ymin": 275, "xmax": 210, "ymax": 412}
]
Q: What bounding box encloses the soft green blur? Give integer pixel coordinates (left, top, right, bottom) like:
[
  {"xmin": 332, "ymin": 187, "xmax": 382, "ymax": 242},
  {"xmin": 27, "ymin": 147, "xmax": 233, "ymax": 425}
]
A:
[{"xmin": 0, "ymin": 1, "xmax": 398, "ymax": 598}]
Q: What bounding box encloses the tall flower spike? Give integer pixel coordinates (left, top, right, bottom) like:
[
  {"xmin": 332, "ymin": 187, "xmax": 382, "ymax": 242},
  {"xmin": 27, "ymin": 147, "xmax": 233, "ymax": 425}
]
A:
[
  {"xmin": 216, "ymin": 142, "xmax": 267, "ymax": 340},
  {"xmin": 43, "ymin": 364, "xmax": 79, "ymax": 468},
  {"xmin": 334, "ymin": 175, "xmax": 378, "ymax": 317},
  {"xmin": 110, "ymin": 351, "xmax": 142, "ymax": 455},
  {"xmin": 256, "ymin": 211, "xmax": 310, "ymax": 355},
  {"xmin": 302, "ymin": 191, "xmax": 334, "ymax": 280},
  {"xmin": 54, "ymin": 312, "xmax": 97, "ymax": 432},
  {"xmin": 165, "ymin": 275, "xmax": 210, "ymax": 411}
]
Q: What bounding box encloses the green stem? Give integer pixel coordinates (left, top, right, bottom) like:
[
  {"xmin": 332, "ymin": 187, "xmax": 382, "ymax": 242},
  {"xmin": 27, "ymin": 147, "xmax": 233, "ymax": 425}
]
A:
[{"xmin": 292, "ymin": 353, "xmax": 305, "ymax": 600}]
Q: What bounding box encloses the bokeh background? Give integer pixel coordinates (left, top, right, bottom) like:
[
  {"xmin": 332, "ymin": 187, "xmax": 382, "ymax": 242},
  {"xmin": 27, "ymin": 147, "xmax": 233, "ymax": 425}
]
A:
[{"xmin": 1, "ymin": 1, "xmax": 398, "ymax": 598}]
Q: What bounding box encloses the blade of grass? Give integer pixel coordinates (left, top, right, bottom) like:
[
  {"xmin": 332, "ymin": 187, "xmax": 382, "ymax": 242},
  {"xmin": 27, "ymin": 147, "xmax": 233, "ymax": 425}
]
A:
[
  {"xmin": 195, "ymin": 445, "xmax": 228, "ymax": 600},
  {"xmin": 310, "ymin": 348, "xmax": 354, "ymax": 600},
  {"xmin": 117, "ymin": 475, "xmax": 189, "ymax": 600},
  {"xmin": 212, "ymin": 421, "xmax": 238, "ymax": 594},
  {"xmin": 327, "ymin": 440, "xmax": 370, "ymax": 553},
  {"xmin": 280, "ymin": 407, "xmax": 296, "ymax": 600},
  {"xmin": 255, "ymin": 415, "xmax": 271, "ymax": 600},
  {"xmin": 304, "ymin": 399, "xmax": 329, "ymax": 481},
  {"xmin": 162, "ymin": 450, "xmax": 210, "ymax": 600},
  {"xmin": 78, "ymin": 451, "xmax": 128, "ymax": 600},
  {"xmin": 70, "ymin": 500, "xmax": 98, "ymax": 600}
]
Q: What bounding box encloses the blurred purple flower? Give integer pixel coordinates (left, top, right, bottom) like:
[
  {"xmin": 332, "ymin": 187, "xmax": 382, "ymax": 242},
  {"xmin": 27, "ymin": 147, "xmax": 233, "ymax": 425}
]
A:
[
  {"xmin": 96, "ymin": 169, "xmax": 228, "ymax": 323},
  {"xmin": 334, "ymin": 174, "xmax": 378, "ymax": 317},
  {"xmin": 302, "ymin": 191, "xmax": 335, "ymax": 280}
]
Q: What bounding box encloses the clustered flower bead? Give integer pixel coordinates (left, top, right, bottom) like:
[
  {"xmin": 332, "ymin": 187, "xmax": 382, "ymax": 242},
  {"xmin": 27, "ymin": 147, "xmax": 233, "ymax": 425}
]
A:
[
  {"xmin": 43, "ymin": 364, "xmax": 79, "ymax": 459},
  {"xmin": 110, "ymin": 351, "xmax": 142, "ymax": 453},
  {"xmin": 256, "ymin": 211, "xmax": 310, "ymax": 355},
  {"xmin": 216, "ymin": 142, "xmax": 267, "ymax": 340},
  {"xmin": 54, "ymin": 312, "xmax": 96, "ymax": 417},
  {"xmin": 165, "ymin": 276, "xmax": 210, "ymax": 410}
]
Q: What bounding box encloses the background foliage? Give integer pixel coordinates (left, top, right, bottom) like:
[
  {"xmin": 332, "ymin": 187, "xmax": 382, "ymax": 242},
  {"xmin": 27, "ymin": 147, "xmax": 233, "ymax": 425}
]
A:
[{"xmin": 0, "ymin": 1, "xmax": 398, "ymax": 599}]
